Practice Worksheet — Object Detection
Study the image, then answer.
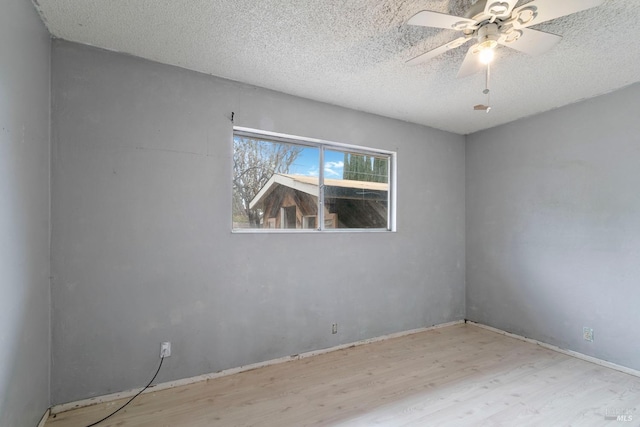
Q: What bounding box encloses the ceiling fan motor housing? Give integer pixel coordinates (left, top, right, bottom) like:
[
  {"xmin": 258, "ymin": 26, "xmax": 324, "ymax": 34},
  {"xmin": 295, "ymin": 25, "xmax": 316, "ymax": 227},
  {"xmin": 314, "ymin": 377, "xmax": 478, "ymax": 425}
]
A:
[
  {"xmin": 460, "ymin": 2, "xmax": 515, "ymax": 46},
  {"xmin": 476, "ymin": 23, "xmax": 500, "ymax": 51}
]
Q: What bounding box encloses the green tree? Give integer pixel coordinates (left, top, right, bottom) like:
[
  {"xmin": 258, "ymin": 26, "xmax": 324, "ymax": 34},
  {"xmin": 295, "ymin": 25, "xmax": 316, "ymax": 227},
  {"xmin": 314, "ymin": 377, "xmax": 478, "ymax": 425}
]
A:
[
  {"xmin": 372, "ymin": 157, "xmax": 388, "ymax": 183},
  {"xmin": 343, "ymin": 152, "xmax": 351, "ymax": 180},
  {"xmin": 343, "ymin": 153, "xmax": 388, "ymax": 182}
]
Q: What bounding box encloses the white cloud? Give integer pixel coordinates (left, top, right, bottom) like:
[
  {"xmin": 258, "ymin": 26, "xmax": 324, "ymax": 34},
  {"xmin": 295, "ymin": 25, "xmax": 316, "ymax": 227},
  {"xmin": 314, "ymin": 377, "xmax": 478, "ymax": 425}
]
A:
[
  {"xmin": 324, "ymin": 161, "xmax": 344, "ymax": 177},
  {"xmin": 324, "ymin": 168, "xmax": 340, "ymax": 177},
  {"xmin": 304, "ymin": 161, "xmax": 344, "ymax": 178}
]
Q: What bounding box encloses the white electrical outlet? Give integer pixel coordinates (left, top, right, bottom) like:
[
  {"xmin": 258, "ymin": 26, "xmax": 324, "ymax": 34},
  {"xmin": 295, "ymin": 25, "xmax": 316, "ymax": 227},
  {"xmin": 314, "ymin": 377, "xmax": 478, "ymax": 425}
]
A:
[
  {"xmin": 583, "ymin": 327, "xmax": 594, "ymax": 342},
  {"xmin": 332, "ymin": 323, "xmax": 338, "ymax": 334},
  {"xmin": 160, "ymin": 342, "xmax": 171, "ymax": 358}
]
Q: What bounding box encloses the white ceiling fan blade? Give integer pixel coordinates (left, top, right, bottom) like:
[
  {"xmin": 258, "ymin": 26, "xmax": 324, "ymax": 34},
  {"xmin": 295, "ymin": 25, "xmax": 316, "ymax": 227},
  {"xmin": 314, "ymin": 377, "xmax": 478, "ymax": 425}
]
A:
[
  {"xmin": 406, "ymin": 37, "xmax": 470, "ymax": 65},
  {"xmin": 456, "ymin": 44, "xmax": 485, "ymax": 78},
  {"xmin": 500, "ymin": 28, "xmax": 562, "ymax": 56},
  {"xmin": 483, "ymin": 0, "xmax": 519, "ymax": 19},
  {"xmin": 408, "ymin": 10, "xmax": 476, "ymax": 31},
  {"xmin": 511, "ymin": 0, "xmax": 605, "ymax": 28}
]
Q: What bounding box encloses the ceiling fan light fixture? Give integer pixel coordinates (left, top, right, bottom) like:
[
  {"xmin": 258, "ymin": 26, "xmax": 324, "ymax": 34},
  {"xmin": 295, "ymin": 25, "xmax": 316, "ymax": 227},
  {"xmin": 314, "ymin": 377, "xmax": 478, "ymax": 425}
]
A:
[
  {"xmin": 477, "ymin": 38, "xmax": 498, "ymax": 64},
  {"xmin": 479, "ymin": 47, "xmax": 495, "ymax": 64},
  {"xmin": 479, "ymin": 39, "xmax": 498, "ymax": 50},
  {"xmin": 476, "ymin": 23, "xmax": 500, "ymax": 64}
]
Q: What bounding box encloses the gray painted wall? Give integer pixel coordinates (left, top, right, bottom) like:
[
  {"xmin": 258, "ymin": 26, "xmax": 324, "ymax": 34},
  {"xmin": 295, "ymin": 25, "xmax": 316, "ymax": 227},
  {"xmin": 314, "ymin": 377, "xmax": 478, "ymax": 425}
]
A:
[
  {"xmin": 0, "ymin": 1, "xmax": 51, "ymax": 426},
  {"xmin": 51, "ymin": 41, "xmax": 466, "ymax": 404},
  {"xmin": 467, "ymin": 83, "xmax": 640, "ymax": 371}
]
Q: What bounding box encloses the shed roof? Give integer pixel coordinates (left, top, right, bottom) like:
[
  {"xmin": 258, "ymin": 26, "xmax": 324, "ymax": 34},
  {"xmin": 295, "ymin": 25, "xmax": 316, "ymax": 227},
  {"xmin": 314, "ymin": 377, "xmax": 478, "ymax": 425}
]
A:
[{"xmin": 249, "ymin": 174, "xmax": 388, "ymax": 209}]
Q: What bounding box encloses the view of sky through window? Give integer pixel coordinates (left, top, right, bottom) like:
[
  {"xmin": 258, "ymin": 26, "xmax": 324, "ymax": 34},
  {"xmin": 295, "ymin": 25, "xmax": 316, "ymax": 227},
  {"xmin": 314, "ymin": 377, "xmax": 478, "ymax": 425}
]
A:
[{"xmin": 279, "ymin": 145, "xmax": 344, "ymax": 178}]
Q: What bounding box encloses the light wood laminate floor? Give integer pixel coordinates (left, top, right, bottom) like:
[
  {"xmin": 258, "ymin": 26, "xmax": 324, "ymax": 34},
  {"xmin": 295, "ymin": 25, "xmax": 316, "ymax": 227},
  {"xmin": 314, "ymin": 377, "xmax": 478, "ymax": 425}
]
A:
[{"xmin": 46, "ymin": 324, "xmax": 640, "ymax": 426}]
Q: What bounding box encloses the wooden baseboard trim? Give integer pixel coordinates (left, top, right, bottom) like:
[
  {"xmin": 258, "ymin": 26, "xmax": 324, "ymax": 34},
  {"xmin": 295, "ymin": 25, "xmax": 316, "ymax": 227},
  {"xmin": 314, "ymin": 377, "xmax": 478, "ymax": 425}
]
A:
[
  {"xmin": 51, "ymin": 319, "xmax": 464, "ymax": 415},
  {"xmin": 466, "ymin": 321, "xmax": 640, "ymax": 378},
  {"xmin": 38, "ymin": 408, "xmax": 50, "ymax": 427}
]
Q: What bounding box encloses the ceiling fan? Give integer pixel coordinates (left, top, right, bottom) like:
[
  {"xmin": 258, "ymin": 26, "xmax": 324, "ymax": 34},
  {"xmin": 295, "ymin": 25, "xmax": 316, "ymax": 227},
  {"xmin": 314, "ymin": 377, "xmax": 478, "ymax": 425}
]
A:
[{"xmin": 406, "ymin": 0, "xmax": 605, "ymax": 78}]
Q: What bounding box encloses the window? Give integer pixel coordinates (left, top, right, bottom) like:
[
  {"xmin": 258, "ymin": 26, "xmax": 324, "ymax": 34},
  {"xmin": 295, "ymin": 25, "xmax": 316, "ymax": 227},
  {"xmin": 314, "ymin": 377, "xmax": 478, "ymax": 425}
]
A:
[{"xmin": 232, "ymin": 127, "xmax": 395, "ymax": 232}]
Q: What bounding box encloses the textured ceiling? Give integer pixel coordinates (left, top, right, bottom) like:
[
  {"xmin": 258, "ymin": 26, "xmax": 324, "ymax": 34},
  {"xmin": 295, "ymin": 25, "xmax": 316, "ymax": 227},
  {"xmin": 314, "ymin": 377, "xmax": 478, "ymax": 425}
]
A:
[{"xmin": 35, "ymin": 0, "xmax": 640, "ymax": 134}]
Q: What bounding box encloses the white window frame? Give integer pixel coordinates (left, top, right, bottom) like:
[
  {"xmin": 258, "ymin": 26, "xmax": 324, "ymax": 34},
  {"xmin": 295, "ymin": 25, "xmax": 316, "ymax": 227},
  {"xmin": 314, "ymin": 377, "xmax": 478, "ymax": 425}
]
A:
[{"xmin": 232, "ymin": 126, "xmax": 397, "ymax": 233}]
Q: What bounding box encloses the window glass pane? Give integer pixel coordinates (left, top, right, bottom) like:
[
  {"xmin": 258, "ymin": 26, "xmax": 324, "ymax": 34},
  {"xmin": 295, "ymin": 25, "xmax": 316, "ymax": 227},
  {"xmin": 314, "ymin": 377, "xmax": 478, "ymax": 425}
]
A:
[
  {"xmin": 323, "ymin": 150, "xmax": 389, "ymax": 229},
  {"xmin": 233, "ymin": 135, "xmax": 319, "ymax": 229}
]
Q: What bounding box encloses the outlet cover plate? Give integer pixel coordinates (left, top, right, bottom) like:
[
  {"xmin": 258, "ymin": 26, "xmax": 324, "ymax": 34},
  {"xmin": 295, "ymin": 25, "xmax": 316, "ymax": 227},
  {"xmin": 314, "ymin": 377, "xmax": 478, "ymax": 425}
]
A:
[
  {"xmin": 583, "ymin": 327, "xmax": 594, "ymax": 342},
  {"xmin": 160, "ymin": 342, "xmax": 171, "ymax": 357}
]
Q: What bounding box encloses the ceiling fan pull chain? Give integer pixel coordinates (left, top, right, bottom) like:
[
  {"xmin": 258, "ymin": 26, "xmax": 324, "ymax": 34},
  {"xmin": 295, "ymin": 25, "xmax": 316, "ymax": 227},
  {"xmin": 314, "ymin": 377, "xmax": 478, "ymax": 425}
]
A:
[{"xmin": 484, "ymin": 63, "xmax": 491, "ymax": 95}]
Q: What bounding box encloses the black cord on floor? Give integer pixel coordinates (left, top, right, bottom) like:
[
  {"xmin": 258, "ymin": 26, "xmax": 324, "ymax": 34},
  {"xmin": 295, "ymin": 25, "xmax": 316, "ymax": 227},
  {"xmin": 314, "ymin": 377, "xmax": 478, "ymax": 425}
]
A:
[{"xmin": 85, "ymin": 356, "xmax": 164, "ymax": 427}]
